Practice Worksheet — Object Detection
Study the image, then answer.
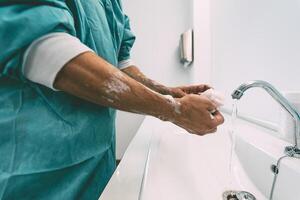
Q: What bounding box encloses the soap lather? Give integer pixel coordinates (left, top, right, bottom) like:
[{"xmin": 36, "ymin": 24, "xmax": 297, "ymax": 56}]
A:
[{"xmin": 201, "ymin": 89, "xmax": 225, "ymax": 119}]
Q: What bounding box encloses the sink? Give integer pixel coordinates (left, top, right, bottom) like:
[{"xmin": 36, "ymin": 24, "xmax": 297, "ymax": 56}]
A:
[
  {"xmin": 138, "ymin": 117, "xmax": 266, "ymax": 200},
  {"xmin": 233, "ymin": 118, "xmax": 300, "ymax": 200},
  {"xmin": 99, "ymin": 115, "xmax": 300, "ymax": 200}
]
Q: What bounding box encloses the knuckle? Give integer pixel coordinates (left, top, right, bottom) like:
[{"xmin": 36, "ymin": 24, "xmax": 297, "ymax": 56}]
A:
[
  {"xmin": 218, "ymin": 115, "xmax": 225, "ymax": 124},
  {"xmin": 221, "ymin": 117, "xmax": 225, "ymax": 124}
]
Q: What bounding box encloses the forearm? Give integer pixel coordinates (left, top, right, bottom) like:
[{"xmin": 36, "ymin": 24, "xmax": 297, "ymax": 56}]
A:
[
  {"xmin": 121, "ymin": 65, "xmax": 172, "ymax": 95},
  {"xmin": 54, "ymin": 52, "xmax": 177, "ymax": 119}
]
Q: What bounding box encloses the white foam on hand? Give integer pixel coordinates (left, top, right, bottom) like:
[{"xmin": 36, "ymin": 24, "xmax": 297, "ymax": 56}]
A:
[
  {"xmin": 201, "ymin": 89, "xmax": 225, "ymax": 108},
  {"xmin": 164, "ymin": 95, "xmax": 181, "ymax": 114}
]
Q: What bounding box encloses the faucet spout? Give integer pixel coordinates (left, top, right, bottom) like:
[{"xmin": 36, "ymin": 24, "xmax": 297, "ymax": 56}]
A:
[{"xmin": 232, "ymin": 80, "xmax": 300, "ymax": 150}]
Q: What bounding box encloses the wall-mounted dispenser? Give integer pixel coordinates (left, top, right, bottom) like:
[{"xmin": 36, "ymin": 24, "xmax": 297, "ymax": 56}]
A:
[{"xmin": 180, "ymin": 29, "xmax": 194, "ymax": 67}]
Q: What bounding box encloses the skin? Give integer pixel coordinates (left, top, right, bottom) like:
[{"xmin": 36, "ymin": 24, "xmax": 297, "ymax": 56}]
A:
[
  {"xmin": 122, "ymin": 65, "xmax": 211, "ymax": 98},
  {"xmin": 54, "ymin": 51, "xmax": 224, "ymax": 136}
]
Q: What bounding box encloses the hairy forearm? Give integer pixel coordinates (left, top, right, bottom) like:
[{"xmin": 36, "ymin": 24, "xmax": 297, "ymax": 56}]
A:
[
  {"xmin": 54, "ymin": 52, "xmax": 177, "ymax": 119},
  {"xmin": 122, "ymin": 66, "xmax": 171, "ymax": 95}
]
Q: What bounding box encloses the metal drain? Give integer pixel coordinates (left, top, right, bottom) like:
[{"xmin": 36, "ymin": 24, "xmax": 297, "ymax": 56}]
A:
[
  {"xmin": 223, "ymin": 190, "xmax": 256, "ymax": 200},
  {"xmin": 223, "ymin": 191, "xmax": 239, "ymax": 200}
]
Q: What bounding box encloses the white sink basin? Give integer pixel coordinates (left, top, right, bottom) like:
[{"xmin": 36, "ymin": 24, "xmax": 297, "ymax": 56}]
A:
[
  {"xmin": 233, "ymin": 118, "xmax": 300, "ymax": 200},
  {"xmin": 100, "ymin": 115, "xmax": 300, "ymax": 200}
]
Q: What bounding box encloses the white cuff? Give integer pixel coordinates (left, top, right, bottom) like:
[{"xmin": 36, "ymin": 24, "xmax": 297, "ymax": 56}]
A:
[
  {"xmin": 22, "ymin": 32, "xmax": 93, "ymax": 90},
  {"xmin": 118, "ymin": 59, "xmax": 135, "ymax": 70}
]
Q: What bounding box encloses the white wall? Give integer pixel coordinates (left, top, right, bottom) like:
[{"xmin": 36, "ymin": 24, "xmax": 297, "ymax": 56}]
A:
[
  {"xmin": 210, "ymin": 0, "xmax": 300, "ymax": 126},
  {"xmin": 192, "ymin": 0, "xmax": 212, "ymax": 84},
  {"xmin": 116, "ymin": 0, "xmax": 194, "ymax": 159}
]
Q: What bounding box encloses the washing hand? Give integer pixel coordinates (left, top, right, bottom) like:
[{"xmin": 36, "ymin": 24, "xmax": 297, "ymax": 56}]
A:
[{"xmin": 168, "ymin": 94, "xmax": 224, "ymax": 135}]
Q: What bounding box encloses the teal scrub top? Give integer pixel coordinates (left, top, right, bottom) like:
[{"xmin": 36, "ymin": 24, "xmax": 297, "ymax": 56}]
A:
[{"xmin": 0, "ymin": 1, "xmax": 135, "ymax": 199}]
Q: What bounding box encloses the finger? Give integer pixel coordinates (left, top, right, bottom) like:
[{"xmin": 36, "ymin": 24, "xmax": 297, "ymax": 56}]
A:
[
  {"xmin": 189, "ymin": 129, "xmax": 211, "ymax": 136},
  {"xmin": 172, "ymin": 89, "xmax": 186, "ymax": 98},
  {"xmin": 197, "ymin": 84, "xmax": 212, "ymax": 93},
  {"xmin": 206, "ymin": 127, "xmax": 218, "ymax": 134},
  {"xmin": 179, "ymin": 84, "xmax": 211, "ymax": 94},
  {"xmin": 211, "ymin": 110, "xmax": 225, "ymax": 126},
  {"xmin": 181, "ymin": 85, "xmax": 196, "ymax": 94},
  {"xmin": 193, "ymin": 84, "xmax": 212, "ymax": 94},
  {"xmin": 195, "ymin": 127, "xmax": 217, "ymax": 135},
  {"xmin": 201, "ymin": 96, "xmax": 217, "ymax": 111}
]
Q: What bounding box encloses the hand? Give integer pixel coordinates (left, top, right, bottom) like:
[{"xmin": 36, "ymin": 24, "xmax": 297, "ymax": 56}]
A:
[
  {"xmin": 171, "ymin": 94, "xmax": 224, "ymax": 135},
  {"xmin": 165, "ymin": 87, "xmax": 186, "ymax": 98},
  {"xmin": 177, "ymin": 84, "xmax": 211, "ymax": 95},
  {"xmin": 167, "ymin": 84, "xmax": 211, "ymax": 98}
]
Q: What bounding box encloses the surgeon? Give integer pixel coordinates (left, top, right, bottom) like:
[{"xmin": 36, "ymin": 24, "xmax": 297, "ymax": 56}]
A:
[{"xmin": 0, "ymin": 1, "xmax": 224, "ymax": 199}]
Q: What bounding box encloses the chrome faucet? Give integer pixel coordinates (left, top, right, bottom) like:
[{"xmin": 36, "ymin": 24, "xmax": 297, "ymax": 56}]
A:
[{"xmin": 232, "ymin": 80, "xmax": 300, "ymax": 156}]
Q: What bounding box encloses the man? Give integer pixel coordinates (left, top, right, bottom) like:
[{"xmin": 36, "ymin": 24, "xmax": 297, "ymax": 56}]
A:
[{"xmin": 0, "ymin": 1, "xmax": 224, "ymax": 199}]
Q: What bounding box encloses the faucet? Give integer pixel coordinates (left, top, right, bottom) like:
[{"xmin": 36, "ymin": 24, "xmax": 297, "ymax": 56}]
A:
[{"xmin": 232, "ymin": 80, "xmax": 300, "ymax": 157}]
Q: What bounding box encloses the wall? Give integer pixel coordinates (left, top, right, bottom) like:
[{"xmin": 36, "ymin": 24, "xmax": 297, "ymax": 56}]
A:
[
  {"xmin": 192, "ymin": 0, "xmax": 212, "ymax": 84},
  {"xmin": 116, "ymin": 1, "xmax": 300, "ymax": 158},
  {"xmin": 116, "ymin": 0, "xmax": 194, "ymax": 159},
  {"xmin": 210, "ymin": 0, "xmax": 300, "ymax": 127}
]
